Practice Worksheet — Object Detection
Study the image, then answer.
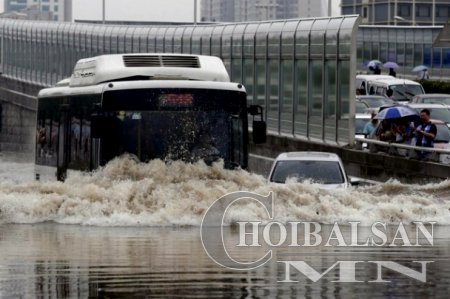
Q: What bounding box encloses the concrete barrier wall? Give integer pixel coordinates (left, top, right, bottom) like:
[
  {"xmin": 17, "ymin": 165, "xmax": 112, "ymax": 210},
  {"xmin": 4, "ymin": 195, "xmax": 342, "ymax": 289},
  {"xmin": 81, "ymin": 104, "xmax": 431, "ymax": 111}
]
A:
[
  {"xmin": 0, "ymin": 77, "xmax": 42, "ymax": 160},
  {"xmin": 249, "ymin": 134, "xmax": 450, "ymax": 183}
]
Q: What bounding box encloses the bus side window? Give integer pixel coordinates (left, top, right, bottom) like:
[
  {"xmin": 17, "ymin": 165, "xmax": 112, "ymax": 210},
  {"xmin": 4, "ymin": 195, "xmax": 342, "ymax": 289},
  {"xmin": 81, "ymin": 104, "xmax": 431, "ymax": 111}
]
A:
[
  {"xmin": 36, "ymin": 109, "xmax": 58, "ymax": 167},
  {"xmin": 231, "ymin": 117, "xmax": 243, "ymax": 166}
]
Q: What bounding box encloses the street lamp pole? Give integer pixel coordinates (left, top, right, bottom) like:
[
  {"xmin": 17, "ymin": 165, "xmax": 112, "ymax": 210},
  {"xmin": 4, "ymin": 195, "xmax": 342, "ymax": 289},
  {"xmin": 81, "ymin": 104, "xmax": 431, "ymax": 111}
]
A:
[
  {"xmin": 328, "ymin": 0, "xmax": 332, "ymax": 17},
  {"xmin": 102, "ymin": 0, "xmax": 105, "ymax": 24},
  {"xmin": 194, "ymin": 0, "xmax": 197, "ymax": 25}
]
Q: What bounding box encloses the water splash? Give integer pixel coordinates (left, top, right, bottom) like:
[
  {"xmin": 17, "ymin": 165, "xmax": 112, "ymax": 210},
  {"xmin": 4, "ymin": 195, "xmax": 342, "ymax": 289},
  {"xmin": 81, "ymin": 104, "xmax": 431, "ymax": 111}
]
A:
[{"xmin": 0, "ymin": 156, "xmax": 449, "ymax": 226}]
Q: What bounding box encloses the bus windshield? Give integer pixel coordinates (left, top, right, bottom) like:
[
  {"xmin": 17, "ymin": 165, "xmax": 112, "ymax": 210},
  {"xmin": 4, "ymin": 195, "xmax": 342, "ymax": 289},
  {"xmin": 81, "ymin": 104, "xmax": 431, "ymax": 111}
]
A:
[
  {"xmin": 97, "ymin": 88, "xmax": 246, "ymax": 166},
  {"xmin": 100, "ymin": 110, "xmax": 234, "ymax": 165}
]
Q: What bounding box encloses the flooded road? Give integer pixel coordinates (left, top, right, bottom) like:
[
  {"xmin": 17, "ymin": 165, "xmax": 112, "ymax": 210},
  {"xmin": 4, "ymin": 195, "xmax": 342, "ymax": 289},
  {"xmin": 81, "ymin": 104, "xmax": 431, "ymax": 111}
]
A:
[
  {"xmin": 0, "ymin": 156, "xmax": 449, "ymax": 297},
  {"xmin": 0, "ymin": 224, "xmax": 448, "ymax": 298}
]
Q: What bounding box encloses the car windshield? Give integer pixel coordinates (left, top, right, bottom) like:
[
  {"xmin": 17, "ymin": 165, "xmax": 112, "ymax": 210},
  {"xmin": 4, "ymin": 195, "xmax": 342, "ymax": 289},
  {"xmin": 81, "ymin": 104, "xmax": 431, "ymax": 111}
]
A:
[
  {"xmin": 422, "ymin": 98, "xmax": 450, "ymax": 105},
  {"xmin": 356, "ymin": 102, "xmax": 367, "ymax": 113},
  {"xmin": 355, "ymin": 118, "xmax": 370, "ymax": 134},
  {"xmin": 270, "ymin": 160, "xmax": 345, "ymax": 184},
  {"xmin": 413, "ymin": 108, "xmax": 450, "ymax": 123},
  {"xmin": 435, "ymin": 124, "xmax": 450, "ymax": 143},
  {"xmin": 390, "ymin": 84, "xmax": 424, "ymax": 101},
  {"xmin": 360, "ymin": 97, "xmax": 394, "ymax": 108}
]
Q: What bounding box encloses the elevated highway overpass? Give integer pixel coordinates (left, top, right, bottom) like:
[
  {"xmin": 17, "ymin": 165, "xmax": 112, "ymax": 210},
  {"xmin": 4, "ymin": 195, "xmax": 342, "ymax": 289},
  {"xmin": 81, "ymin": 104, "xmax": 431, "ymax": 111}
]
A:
[{"xmin": 0, "ymin": 16, "xmax": 449, "ymax": 182}]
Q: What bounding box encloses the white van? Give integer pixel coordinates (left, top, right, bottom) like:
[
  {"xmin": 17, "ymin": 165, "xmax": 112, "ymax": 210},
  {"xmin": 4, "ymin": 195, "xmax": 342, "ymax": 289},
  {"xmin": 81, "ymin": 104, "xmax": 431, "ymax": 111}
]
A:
[
  {"xmin": 356, "ymin": 75, "xmax": 395, "ymax": 95},
  {"xmin": 367, "ymin": 78, "xmax": 425, "ymax": 102}
]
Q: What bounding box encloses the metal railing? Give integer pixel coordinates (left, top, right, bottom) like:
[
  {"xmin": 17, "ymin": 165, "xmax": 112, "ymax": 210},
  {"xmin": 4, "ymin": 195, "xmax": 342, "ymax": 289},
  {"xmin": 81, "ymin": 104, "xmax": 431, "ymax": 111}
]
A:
[{"xmin": 354, "ymin": 137, "xmax": 450, "ymax": 163}]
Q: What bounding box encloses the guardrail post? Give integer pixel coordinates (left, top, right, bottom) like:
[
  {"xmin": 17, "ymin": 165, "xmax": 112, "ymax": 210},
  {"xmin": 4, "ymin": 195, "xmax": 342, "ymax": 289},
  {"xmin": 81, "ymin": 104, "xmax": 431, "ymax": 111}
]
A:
[
  {"xmin": 431, "ymin": 151, "xmax": 439, "ymax": 162},
  {"xmin": 354, "ymin": 140, "xmax": 363, "ymax": 150}
]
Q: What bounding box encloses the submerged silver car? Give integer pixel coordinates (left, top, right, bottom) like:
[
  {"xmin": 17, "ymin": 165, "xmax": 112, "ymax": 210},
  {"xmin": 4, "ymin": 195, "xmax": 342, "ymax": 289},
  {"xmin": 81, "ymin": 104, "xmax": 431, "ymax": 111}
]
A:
[{"xmin": 268, "ymin": 152, "xmax": 350, "ymax": 189}]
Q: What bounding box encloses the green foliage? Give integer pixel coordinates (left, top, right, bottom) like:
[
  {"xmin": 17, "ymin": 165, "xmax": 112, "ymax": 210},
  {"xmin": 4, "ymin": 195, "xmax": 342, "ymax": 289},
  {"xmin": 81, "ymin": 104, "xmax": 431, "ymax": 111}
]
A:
[{"xmin": 417, "ymin": 79, "xmax": 450, "ymax": 94}]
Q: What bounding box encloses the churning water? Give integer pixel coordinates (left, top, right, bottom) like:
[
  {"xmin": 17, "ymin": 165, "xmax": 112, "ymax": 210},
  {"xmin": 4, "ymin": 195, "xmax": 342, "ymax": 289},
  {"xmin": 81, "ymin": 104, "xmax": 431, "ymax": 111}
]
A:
[
  {"xmin": 0, "ymin": 156, "xmax": 450, "ymax": 226},
  {"xmin": 0, "ymin": 156, "xmax": 449, "ymax": 298}
]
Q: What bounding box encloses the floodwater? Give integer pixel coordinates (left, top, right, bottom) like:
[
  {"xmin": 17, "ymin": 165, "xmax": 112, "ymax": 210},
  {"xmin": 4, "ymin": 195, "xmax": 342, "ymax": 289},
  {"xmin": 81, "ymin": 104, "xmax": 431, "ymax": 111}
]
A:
[{"xmin": 0, "ymin": 156, "xmax": 449, "ymax": 298}]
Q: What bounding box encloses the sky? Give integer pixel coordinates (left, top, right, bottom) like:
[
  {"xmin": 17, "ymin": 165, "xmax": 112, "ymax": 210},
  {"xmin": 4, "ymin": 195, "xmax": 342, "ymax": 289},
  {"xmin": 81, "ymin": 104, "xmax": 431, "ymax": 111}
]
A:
[
  {"xmin": 0, "ymin": 0, "xmax": 342, "ymax": 21},
  {"xmin": 73, "ymin": 0, "xmax": 200, "ymax": 22}
]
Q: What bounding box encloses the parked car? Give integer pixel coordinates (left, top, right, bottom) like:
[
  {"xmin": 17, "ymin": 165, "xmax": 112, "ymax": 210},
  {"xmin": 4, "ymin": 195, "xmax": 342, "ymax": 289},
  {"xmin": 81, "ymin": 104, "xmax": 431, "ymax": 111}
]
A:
[
  {"xmin": 268, "ymin": 152, "xmax": 350, "ymax": 189},
  {"xmin": 425, "ymin": 119, "xmax": 450, "ymax": 164},
  {"xmin": 355, "ymin": 113, "xmax": 372, "ymax": 138},
  {"xmin": 356, "ymin": 75, "xmax": 395, "ymax": 95},
  {"xmin": 356, "ymin": 99, "xmax": 370, "ymax": 113},
  {"xmin": 367, "ymin": 78, "xmax": 425, "ymax": 102},
  {"xmin": 407, "ymin": 103, "xmax": 450, "ymax": 128},
  {"xmin": 356, "ymin": 95, "xmax": 395, "ymax": 111},
  {"xmin": 410, "ymin": 94, "xmax": 450, "ymax": 105},
  {"xmin": 431, "ymin": 119, "xmax": 450, "ymax": 145},
  {"xmin": 355, "ymin": 113, "xmax": 373, "ymax": 149}
]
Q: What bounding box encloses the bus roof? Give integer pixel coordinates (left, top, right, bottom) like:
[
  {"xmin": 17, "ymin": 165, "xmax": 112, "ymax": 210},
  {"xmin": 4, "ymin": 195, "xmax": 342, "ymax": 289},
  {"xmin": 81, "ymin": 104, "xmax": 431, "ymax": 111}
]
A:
[
  {"xmin": 69, "ymin": 53, "xmax": 231, "ymax": 87},
  {"xmin": 38, "ymin": 80, "xmax": 246, "ymax": 98}
]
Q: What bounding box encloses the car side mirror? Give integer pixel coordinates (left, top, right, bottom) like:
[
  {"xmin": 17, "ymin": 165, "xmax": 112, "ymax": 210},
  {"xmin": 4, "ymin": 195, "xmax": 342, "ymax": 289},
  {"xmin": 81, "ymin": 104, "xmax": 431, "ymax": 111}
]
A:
[{"xmin": 349, "ymin": 177, "xmax": 361, "ymax": 186}]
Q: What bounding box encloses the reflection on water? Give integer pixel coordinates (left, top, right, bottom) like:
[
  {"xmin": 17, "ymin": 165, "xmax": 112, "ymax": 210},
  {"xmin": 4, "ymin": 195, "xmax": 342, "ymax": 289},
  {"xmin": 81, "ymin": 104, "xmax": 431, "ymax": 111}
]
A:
[{"xmin": 0, "ymin": 224, "xmax": 449, "ymax": 298}]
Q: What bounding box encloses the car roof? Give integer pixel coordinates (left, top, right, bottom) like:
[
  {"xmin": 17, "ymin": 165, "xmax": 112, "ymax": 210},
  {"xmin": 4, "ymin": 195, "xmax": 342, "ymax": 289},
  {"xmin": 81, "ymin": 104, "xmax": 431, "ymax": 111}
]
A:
[
  {"xmin": 368, "ymin": 78, "xmax": 421, "ymax": 85},
  {"xmin": 430, "ymin": 119, "xmax": 446, "ymax": 124},
  {"xmin": 356, "ymin": 95, "xmax": 388, "ymax": 100},
  {"xmin": 413, "ymin": 94, "xmax": 450, "ymax": 98},
  {"xmin": 275, "ymin": 151, "xmax": 342, "ymax": 162},
  {"xmin": 407, "ymin": 103, "xmax": 450, "ymax": 108},
  {"xmin": 355, "ymin": 113, "xmax": 372, "ymax": 119},
  {"xmin": 356, "ymin": 75, "xmax": 394, "ymax": 80}
]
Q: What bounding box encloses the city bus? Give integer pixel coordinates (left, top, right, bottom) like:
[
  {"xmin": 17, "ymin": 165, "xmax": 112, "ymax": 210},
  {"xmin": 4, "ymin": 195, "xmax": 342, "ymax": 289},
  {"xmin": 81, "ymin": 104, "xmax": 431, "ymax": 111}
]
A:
[{"xmin": 35, "ymin": 54, "xmax": 266, "ymax": 180}]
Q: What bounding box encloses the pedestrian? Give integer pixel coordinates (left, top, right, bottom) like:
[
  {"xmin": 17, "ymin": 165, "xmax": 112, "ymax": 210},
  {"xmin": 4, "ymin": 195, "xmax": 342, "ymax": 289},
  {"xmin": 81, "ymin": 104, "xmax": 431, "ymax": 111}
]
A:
[
  {"xmin": 374, "ymin": 65, "xmax": 381, "ymax": 74},
  {"xmin": 363, "ymin": 112, "xmax": 378, "ymax": 136},
  {"xmin": 376, "ymin": 119, "xmax": 395, "ymax": 142},
  {"xmin": 412, "ymin": 109, "xmax": 436, "ymax": 160},
  {"xmin": 389, "ymin": 68, "xmax": 396, "ymax": 77},
  {"xmin": 418, "ymin": 69, "xmax": 430, "ymax": 80},
  {"xmin": 386, "ymin": 88, "xmax": 394, "ymax": 99}
]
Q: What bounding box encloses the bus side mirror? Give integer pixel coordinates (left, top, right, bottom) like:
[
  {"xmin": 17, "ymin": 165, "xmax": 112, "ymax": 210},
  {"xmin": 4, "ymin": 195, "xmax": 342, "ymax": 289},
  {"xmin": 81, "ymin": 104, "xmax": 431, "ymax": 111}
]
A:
[
  {"xmin": 253, "ymin": 120, "xmax": 266, "ymax": 144},
  {"xmin": 248, "ymin": 105, "xmax": 260, "ymax": 116},
  {"xmin": 248, "ymin": 105, "xmax": 267, "ymax": 144}
]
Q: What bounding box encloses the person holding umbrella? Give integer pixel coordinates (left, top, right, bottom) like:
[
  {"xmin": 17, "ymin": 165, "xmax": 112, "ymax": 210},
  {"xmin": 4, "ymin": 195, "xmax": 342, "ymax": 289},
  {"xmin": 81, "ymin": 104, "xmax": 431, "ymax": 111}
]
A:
[
  {"xmin": 419, "ymin": 69, "xmax": 429, "ymax": 80},
  {"xmin": 383, "ymin": 61, "xmax": 399, "ymax": 77},
  {"xmin": 374, "ymin": 105, "xmax": 419, "ymax": 144},
  {"xmin": 374, "ymin": 65, "xmax": 381, "ymax": 75},
  {"xmin": 389, "ymin": 68, "xmax": 396, "ymax": 77},
  {"xmin": 367, "ymin": 60, "xmax": 382, "ymax": 74},
  {"xmin": 413, "ymin": 65, "xmax": 430, "ymax": 80}
]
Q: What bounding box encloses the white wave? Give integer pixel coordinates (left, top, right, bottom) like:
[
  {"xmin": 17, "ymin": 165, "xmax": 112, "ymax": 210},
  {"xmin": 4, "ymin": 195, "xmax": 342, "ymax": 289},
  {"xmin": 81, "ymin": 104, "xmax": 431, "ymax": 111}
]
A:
[{"xmin": 0, "ymin": 156, "xmax": 449, "ymax": 226}]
